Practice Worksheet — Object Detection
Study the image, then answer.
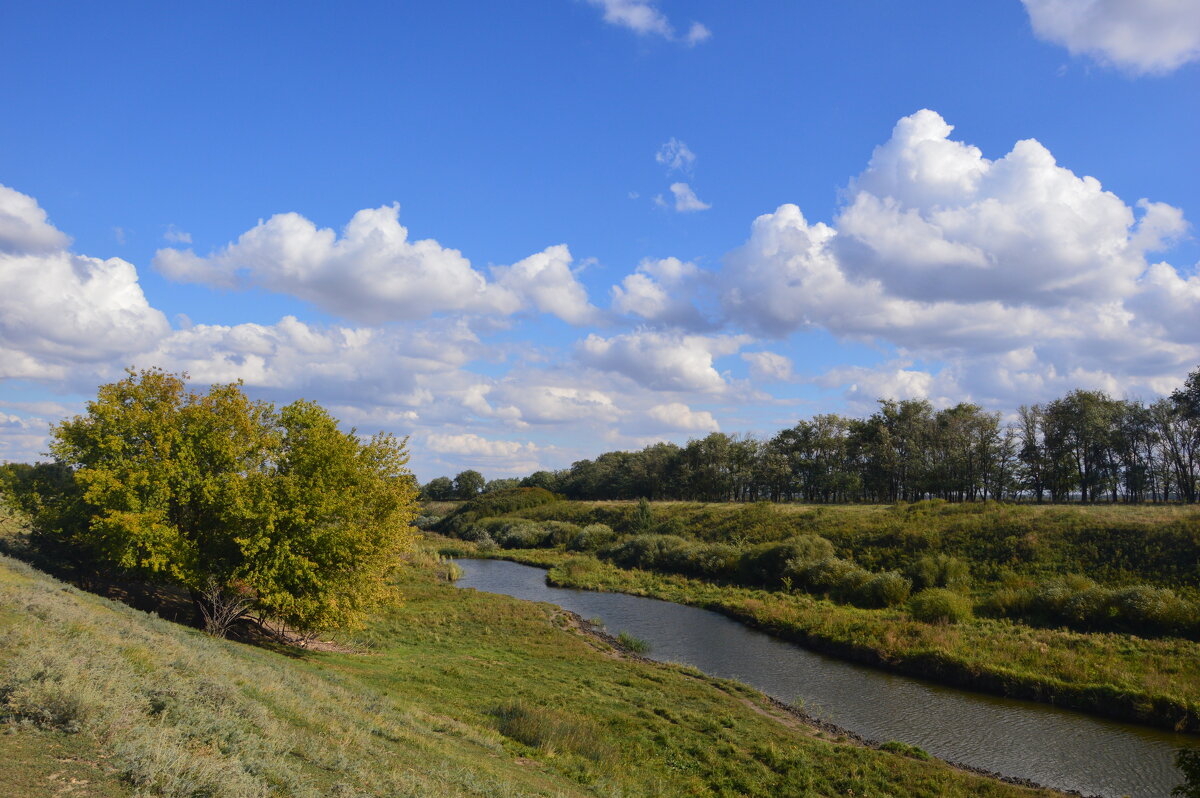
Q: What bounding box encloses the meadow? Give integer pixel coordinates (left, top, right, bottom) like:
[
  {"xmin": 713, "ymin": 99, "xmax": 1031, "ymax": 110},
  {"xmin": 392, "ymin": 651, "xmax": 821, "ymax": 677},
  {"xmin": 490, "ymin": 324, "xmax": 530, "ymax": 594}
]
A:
[
  {"xmin": 0, "ymin": 545, "xmax": 1063, "ymax": 797},
  {"xmin": 431, "ymin": 492, "xmax": 1200, "ymax": 731}
]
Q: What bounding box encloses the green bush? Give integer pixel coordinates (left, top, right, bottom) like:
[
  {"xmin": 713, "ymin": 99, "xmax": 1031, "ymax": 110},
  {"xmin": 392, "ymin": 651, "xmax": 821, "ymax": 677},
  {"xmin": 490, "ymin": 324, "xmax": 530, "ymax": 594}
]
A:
[
  {"xmin": 907, "ymin": 554, "xmax": 971, "ymax": 592},
  {"xmin": 601, "ymin": 534, "xmax": 739, "ymax": 581},
  {"xmin": 604, "ymin": 534, "xmax": 693, "ymax": 571},
  {"xmin": 977, "ymin": 576, "xmax": 1199, "ymax": 639},
  {"xmin": 438, "ymin": 487, "xmax": 559, "ymax": 535},
  {"xmin": 494, "ymin": 521, "xmax": 550, "ymax": 549},
  {"xmin": 541, "ymin": 520, "xmax": 583, "ymax": 547},
  {"xmin": 740, "ymin": 535, "xmax": 834, "ymax": 587},
  {"xmin": 568, "ymin": 523, "xmax": 616, "ymax": 552},
  {"xmin": 797, "ymin": 557, "xmax": 867, "ymax": 602},
  {"xmin": 857, "ymin": 571, "xmax": 912, "ymax": 609},
  {"xmin": 909, "ymin": 588, "xmax": 973, "ymax": 624},
  {"xmin": 460, "ymin": 524, "xmax": 495, "ymax": 546}
]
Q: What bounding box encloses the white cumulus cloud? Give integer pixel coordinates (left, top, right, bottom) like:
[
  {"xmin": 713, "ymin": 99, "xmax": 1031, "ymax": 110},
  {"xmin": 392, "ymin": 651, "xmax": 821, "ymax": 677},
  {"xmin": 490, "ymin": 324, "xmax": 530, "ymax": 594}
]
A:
[
  {"xmin": 424, "ymin": 432, "xmax": 545, "ymax": 475},
  {"xmin": 0, "ymin": 184, "xmax": 170, "ymax": 380},
  {"xmin": 154, "ymin": 204, "xmax": 596, "ymax": 326},
  {"xmin": 721, "ymin": 109, "xmax": 1200, "ymax": 407},
  {"xmin": 647, "ymin": 401, "xmax": 719, "ymax": 431},
  {"xmin": 585, "ymin": 0, "xmax": 710, "ymax": 45},
  {"xmin": 1023, "ymin": 0, "xmax": 1200, "ymax": 74},
  {"xmin": 0, "ymin": 184, "xmax": 70, "ymax": 255},
  {"xmin": 163, "ymin": 224, "xmax": 192, "ymax": 244},
  {"xmin": 611, "ymin": 256, "xmax": 713, "ymax": 328},
  {"xmin": 492, "ymin": 243, "xmax": 600, "ymax": 325},
  {"xmin": 577, "ymin": 330, "xmax": 750, "ymax": 392},
  {"xmin": 742, "ymin": 351, "xmax": 794, "ymax": 382},
  {"xmin": 668, "ymin": 182, "xmax": 711, "ymax": 212}
]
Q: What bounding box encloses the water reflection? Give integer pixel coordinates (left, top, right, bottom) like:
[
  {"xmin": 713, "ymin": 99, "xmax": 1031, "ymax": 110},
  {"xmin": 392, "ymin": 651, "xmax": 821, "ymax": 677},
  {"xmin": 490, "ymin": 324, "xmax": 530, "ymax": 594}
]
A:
[{"xmin": 455, "ymin": 558, "xmax": 1191, "ymax": 798}]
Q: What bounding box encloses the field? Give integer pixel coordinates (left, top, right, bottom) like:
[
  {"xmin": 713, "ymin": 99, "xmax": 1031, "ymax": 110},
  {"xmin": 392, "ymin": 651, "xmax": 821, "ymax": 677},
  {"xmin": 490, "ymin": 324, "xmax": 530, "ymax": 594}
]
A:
[
  {"xmin": 430, "ymin": 494, "xmax": 1200, "ymax": 731},
  {"xmin": 0, "ymin": 546, "xmax": 1061, "ymax": 797}
]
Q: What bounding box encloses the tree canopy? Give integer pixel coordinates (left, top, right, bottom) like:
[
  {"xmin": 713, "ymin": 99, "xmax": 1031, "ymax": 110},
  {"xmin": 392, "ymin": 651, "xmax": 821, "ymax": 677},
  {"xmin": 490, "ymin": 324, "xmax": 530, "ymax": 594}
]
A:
[
  {"xmin": 49, "ymin": 368, "xmax": 418, "ymax": 636},
  {"xmin": 421, "ymin": 365, "xmax": 1200, "ymax": 505}
]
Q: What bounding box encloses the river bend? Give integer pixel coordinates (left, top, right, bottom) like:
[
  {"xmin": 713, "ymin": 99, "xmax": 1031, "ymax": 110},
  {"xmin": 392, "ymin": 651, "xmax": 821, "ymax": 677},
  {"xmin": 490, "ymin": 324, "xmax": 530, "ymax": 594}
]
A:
[{"xmin": 454, "ymin": 557, "xmax": 1191, "ymax": 797}]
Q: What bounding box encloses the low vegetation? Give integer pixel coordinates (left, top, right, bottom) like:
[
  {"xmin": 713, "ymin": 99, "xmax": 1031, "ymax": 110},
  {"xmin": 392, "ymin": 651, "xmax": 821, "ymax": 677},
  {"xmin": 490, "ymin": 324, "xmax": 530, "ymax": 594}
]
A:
[
  {"xmin": 435, "ymin": 494, "xmax": 1200, "ymax": 643},
  {"xmin": 0, "ymin": 548, "xmax": 1061, "ymax": 797},
  {"xmin": 434, "ymin": 510, "xmax": 1200, "ymax": 732}
]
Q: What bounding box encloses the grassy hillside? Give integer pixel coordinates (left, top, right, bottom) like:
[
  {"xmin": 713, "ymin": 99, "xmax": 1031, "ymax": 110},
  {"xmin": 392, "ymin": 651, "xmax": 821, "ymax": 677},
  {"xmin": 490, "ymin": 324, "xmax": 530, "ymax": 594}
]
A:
[
  {"xmin": 0, "ymin": 549, "xmax": 1063, "ymax": 797},
  {"xmin": 501, "ymin": 499, "xmax": 1200, "ymax": 591}
]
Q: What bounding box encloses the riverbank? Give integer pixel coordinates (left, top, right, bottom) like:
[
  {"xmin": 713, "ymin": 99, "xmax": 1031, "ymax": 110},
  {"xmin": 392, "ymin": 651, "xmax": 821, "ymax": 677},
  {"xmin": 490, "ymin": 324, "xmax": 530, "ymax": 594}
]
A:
[
  {"xmin": 559, "ymin": 595, "xmax": 1078, "ymax": 796},
  {"xmin": 0, "ymin": 550, "xmax": 1064, "ymax": 797},
  {"xmin": 435, "ymin": 537, "xmax": 1200, "ymax": 733}
]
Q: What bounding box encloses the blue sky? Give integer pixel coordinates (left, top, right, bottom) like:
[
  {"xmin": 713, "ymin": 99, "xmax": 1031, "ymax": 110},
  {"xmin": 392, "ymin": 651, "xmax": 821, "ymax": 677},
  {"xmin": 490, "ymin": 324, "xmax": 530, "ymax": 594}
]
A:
[{"xmin": 1, "ymin": 0, "xmax": 1198, "ymax": 480}]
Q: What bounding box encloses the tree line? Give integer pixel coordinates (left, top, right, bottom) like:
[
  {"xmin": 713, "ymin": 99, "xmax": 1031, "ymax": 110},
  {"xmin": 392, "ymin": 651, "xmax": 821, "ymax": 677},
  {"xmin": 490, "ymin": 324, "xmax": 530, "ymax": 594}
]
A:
[{"xmin": 423, "ymin": 366, "xmax": 1200, "ymax": 504}]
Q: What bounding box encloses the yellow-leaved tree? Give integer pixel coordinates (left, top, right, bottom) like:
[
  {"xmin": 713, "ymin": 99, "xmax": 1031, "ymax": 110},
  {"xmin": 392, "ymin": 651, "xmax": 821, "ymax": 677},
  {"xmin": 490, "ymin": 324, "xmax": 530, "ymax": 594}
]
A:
[{"xmin": 50, "ymin": 368, "xmax": 418, "ymax": 637}]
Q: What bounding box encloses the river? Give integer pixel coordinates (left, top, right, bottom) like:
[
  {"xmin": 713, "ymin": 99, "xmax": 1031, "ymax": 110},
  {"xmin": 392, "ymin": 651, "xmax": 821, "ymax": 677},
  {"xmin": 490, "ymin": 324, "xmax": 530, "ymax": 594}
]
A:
[{"xmin": 454, "ymin": 557, "xmax": 1193, "ymax": 797}]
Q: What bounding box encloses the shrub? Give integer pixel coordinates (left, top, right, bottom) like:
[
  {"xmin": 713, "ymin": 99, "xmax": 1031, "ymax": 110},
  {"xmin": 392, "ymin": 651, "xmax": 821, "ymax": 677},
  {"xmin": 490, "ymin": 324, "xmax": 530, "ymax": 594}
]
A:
[
  {"xmin": 797, "ymin": 557, "xmax": 868, "ymax": 602},
  {"xmin": 740, "ymin": 535, "xmax": 835, "ymax": 587},
  {"xmin": 437, "ymin": 487, "xmax": 559, "ymax": 535},
  {"xmin": 494, "ymin": 522, "xmax": 550, "ymax": 549},
  {"xmin": 600, "ymin": 534, "xmax": 738, "ymax": 581},
  {"xmin": 680, "ymin": 543, "xmax": 740, "ymax": 581},
  {"xmin": 1109, "ymin": 585, "xmax": 1193, "ymax": 637},
  {"xmin": 977, "ymin": 576, "xmax": 1198, "ymax": 638},
  {"xmin": 856, "ymin": 571, "xmax": 912, "ymax": 608},
  {"xmin": 541, "ymin": 520, "xmax": 583, "ymax": 547},
  {"xmin": 978, "ymin": 586, "xmax": 1033, "ymax": 619},
  {"xmin": 567, "ymin": 523, "xmax": 615, "ymax": 552},
  {"xmin": 603, "ymin": 535, "xmax": 692, "ymax": 571},
  {"xmin": 909, "ymin": 588, "xmax": 973, "ymax": 624},
  {"xmin": 460, "ymin": 524, "xmax": 495, "ymax": 545},
  {"xmin": 906, "ymin": 554, "xmax": 971, "ymax": 592}
]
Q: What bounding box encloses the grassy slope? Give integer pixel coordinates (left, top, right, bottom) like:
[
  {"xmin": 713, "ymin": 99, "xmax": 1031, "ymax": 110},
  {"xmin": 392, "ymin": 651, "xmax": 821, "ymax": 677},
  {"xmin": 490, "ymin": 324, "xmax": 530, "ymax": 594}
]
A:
[
  {"xmin": 511, "ymin": 500, "xmax": 1200, "ymax": 590},
  {"xmin": 0, "ymin": 553, "xmax": 1060, "ymax": 798}
]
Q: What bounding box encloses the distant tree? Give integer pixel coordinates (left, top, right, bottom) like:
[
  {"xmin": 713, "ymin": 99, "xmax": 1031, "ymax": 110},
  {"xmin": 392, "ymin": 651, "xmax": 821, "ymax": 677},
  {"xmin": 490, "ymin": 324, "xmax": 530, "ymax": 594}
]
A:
[
  {"xmin": 1017, "ymin": 405, "xmax": 1048, "ymax": 502},
  {"xmin": 422, "ymin": 476, "xmax": 455, "ymax": 501},
  {"xmin": 1044, "ymin": 390, "xmax": 1121, "ymax": 502},
  {"xmin": 483, "ymin": 478, "xmax": 520, "ymax": 493},
  {"xmin": 1154, "ymin": 397, "xmax": 1200, "ymax": 502},
  {"xmin": 1173, "ymin": 366, "xmax": 1200, "ymax": 421},
  {"xmin": 453, "ymin": 469, "xmax": 486, "ymax": 500},
  {"xmin": 520, "ymin": 470, "xmax": 560, "ymax": 492},
  {"xmin": 50, "ymin": 368, "xmax": 418, "ymax": 637}
]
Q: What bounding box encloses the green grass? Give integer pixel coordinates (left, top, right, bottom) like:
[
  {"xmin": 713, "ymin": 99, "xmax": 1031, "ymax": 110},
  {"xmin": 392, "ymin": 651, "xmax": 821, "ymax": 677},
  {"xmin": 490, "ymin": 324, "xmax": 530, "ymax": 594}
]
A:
[
  {"xmin": 0, "ymin": 727, "xmax": 130, "ymax": 797},
  {"xmin": 616, "ymin": 630, "xmax": 651, "ymax": 654},
  {"xmin": 0, "ymin": 549, "xmax": 1061, "ymax": 797},
  {"xmin": 428, "ymin": 497, "xmax": 1200, "ymax": 728},
  {"xmin": 504, "ymin": 499, "xmax": 1200, "ymax": 592},
  {"xmin": 448, "ymin": 540, "xmax": 1200, "ymax": 732}
]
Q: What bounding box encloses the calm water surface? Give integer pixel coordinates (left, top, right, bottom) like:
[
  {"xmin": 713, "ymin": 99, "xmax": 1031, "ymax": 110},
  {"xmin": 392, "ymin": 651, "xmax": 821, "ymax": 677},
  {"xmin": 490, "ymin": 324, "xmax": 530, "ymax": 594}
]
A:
[{"xmin": 455, "ymin": 557, "xmax": 1192, "ymax": 798}]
